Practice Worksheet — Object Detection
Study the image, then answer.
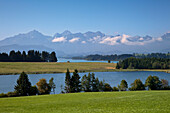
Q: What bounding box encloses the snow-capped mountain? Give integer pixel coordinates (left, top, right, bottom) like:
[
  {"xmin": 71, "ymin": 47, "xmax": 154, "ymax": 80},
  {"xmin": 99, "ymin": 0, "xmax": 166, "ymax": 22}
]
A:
[{"xmin": 0, "ymin": 30, "xmax": 169, "ymax": 57}]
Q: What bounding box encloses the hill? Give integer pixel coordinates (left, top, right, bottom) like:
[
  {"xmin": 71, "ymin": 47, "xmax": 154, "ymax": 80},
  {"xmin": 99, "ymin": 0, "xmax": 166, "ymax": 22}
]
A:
[{"xmin": 0, "ymin": 91, "xmax": 170, "ymax": 113}]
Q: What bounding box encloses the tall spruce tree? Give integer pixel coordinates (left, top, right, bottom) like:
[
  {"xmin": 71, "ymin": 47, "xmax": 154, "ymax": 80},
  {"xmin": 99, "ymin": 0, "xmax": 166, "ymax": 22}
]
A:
[
  {"xmin": 65, "ymin": 69, "xmax": 71, "ymax": 93},
  {"xmin": 14, "ymin": 72, "xmax": 32, "ymax": 96},
  {"xmin": 71, "ymin": 69, "xmax": 81, "ymax": 92}
]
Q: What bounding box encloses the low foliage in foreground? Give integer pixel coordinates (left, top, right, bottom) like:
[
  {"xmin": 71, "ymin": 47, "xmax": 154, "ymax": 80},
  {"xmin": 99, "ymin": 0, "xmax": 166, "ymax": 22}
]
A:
[{"xmin": 0, "ymin": 91, "xmax": 170, "ymax": 113}]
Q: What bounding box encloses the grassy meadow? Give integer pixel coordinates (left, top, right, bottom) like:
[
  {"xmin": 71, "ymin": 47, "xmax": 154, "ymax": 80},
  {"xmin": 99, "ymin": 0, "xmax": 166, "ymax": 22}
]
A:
[
  {"xmin": 0, "ymin": 62, "xmax": 116, "ymax": 75},
  {"xmin": 0, "ymin": 91, "xmax": 170, "ymax": 113},
  {"xmin": 0, "ymin": 62, "xmax": 170, "ymax": 75}
]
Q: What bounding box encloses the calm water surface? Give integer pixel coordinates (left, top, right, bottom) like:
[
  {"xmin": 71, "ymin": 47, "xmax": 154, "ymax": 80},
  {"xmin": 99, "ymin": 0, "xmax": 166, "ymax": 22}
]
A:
[
  {"xmin": 0, "ymin": 71, "xmax": 170, "ymax": 94},
  {"xmin": 58, "ymin": 58, "xmax": 118, "ymax": 63}
]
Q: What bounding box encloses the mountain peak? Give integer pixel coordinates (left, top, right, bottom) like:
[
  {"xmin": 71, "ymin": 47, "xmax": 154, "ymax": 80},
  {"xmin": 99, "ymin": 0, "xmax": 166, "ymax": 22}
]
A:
[
  {"xmin": 161, "ymin": 32, "xmax": 170, "ymax": 39},
  {"xmin": 62, "ymin": 30, "xmax": 72, "ymax": 35},
  {"xmin": 28, "ymin": 30, "xmax": 42, "ymax": 34}
]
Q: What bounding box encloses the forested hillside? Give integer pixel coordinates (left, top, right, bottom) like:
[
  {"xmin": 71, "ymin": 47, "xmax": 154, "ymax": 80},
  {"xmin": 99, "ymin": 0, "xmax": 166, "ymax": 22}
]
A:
[
  {"xmin": 73, "ymin": 53, "xmax": 170, "ymax": 61},
  {"xmin": 116, "ymin": 57, "xmax": 170, "ymax": 69}
]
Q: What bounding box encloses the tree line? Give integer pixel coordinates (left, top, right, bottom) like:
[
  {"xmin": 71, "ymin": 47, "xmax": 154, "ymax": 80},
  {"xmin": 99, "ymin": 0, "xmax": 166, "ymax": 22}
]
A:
[
  {"xmin": 0, "ymin": 70, "xmax": 170, "ymax": 98},
  {"xmin": 116, "ymin": 57, "xmax": 170, "ymax": 69},
  {"xmin": 0, "ymin": 50, "xmax": 57, "ymax": 62},
  {"xmin": 64, "ymin": 69, "xmax": 170, "ymax": 93},
  {"xmin": 72, "ymin": 53, "xmax": 170, "ymax": 61}
]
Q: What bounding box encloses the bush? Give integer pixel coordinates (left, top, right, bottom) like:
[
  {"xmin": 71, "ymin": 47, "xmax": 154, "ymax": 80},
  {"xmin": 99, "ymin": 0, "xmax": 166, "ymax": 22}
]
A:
[
  {"xmin": 7, "ymin": 91, "xmax": 18, "ymax": 97},
  {"xmin": 145, "ymin": 75, "xmax": 161, "ymax": 90},
  {"xmin": 112, "ymin": 87, "xmax": 119, "ymax": 91},
  {"xmin": 130, "ymin": 79, "xmax": 145, "ymax": 91},
  {"xmin": 36, "ymin": 78, "xmax": 50, "ymax": 95},
  {"xmin": 119, "ymin": 80, "xmax": 128, "ymax": 91},
  {"xmin": 160, "ymin": 86, "xmax": 170, "ymax": 90},
  {"xmin": 30, "ymin": 85, "xmax": 38, "ymax": 95},
  {"xmin": 0, "ymin": 93, "xmax": 8, "ymax": 98},
  {"xmin": 103, "ymin": 83, "xmax": 112, "ymax": 91}
]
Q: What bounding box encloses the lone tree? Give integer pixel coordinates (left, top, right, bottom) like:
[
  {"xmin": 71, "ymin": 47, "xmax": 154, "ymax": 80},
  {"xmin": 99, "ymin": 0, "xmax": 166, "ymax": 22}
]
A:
[
  {"xmin": 14, "ymin": 72, "xmax": 31, "ymax": 96},
  {"xmin": 130, "ymin": 79, "xmax": 145, "ymax": 91},
  {"xmin": 36, "ymin": 78, "xmax": 50, "ymax": 95},
  {"xmin": 119, "ymin": 80, "xmax": 128, "ymax": 91},
  {"xmin": 49, "ymin": 77, "xmax": 56, "ymax": 94},
  {"xmin": 145, "ymin": 75, "xmax": 161, "ymax": 90}
]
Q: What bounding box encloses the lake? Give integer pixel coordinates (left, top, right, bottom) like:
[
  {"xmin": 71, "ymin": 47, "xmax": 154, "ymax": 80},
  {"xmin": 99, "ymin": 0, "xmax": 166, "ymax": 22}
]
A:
[
  {"xmin": 0, "ymin": 71, "xmax": 170, "ymax": 94},
  {"xmin": 58, "ymin": 58, "xmax": 119, "ymax": 63}
]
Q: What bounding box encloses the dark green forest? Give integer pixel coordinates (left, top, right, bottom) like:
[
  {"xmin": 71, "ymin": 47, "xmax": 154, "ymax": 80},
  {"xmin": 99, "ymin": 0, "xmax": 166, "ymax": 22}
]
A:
[
  {"xmin": 116, "ymin": 57, "xmax": 170, "ymax": 69},
  {"xmin": 0, "ymin": 50, "xmax": 57, "ymax": 62},
  {"xmin": 73, "ymin": 53, "xmax": 170, "ymax": 61}
]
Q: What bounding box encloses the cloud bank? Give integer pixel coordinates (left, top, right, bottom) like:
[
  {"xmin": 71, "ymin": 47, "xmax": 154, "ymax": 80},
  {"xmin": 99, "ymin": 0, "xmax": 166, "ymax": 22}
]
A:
[
  {"xmin": 52, "ymin": 37, "xmax": 67, "ymax": 42},
  {"xmin": 69, "ymin": 38, "xmax": 80, "ymax": 43}
]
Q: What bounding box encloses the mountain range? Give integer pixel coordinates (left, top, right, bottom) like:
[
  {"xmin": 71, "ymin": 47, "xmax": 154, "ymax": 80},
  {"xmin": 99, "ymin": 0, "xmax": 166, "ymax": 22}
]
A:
[{"xmin": 0, "ymin": 30, "xmax": 170, "ymax": 57}]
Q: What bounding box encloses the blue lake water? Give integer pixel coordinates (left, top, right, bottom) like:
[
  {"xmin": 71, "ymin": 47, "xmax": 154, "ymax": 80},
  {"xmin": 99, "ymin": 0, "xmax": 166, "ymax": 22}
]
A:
[
  {"xmin": 58, "ymin": 58, "xmax": 119, "ymax": 63},
  {"xmin": 0, "ymin": 71, "xmax": 169, "ymax": 94}
]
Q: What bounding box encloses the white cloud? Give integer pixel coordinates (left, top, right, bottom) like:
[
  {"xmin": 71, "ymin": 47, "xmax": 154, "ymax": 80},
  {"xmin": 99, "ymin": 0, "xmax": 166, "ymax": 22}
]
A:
[
  {"xmin": 156, "ymin": 37, "xmax": 163, "ymax": 41},
  {"xmin": 69, "ymin": 38, "xmax": 80, "ymax": 43},
  {"xmin": 139, "ymin": 37, "xmax": 144, "ymax": 40},
  {"xmin": 120, "ymin": 35, "xmax": 155, "ymax": 45},
  {"xmin": 88, "ymin": 36, "xmax": 102, "ymax": 43},
  {"xmin": 120, "ymin": 34, "xmax": 131, "ymax": 44},
  {"xmin": 99, "ymin": 34, "xmax": 156, "ymax": 46},
  {"xmin": 52, "ymin": 37, "xmax": 67, "ymax": 42},
  {"xmin": 99, "ymin": 36, "xmax": 121, "ymax": 45},
  {"xmin": 81, "ymin": 41, "xmax": 86, "ymax": 44}
]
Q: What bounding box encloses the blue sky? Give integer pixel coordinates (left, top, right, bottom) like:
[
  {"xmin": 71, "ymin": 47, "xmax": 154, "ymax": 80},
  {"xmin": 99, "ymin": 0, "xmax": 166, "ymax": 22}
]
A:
[{"xmin": 0, "ymin": 0, "xmax": 170, "ymax": 40}]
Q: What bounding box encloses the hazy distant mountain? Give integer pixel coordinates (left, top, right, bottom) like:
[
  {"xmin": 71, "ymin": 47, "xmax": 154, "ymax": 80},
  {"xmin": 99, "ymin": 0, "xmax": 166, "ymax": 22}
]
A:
[
  {"xmin": 0, "ymin": 30, "xmax": 53, "ymax": 46},
  {"xmin": 0, "ymin": 30, "xmax": 169, "ymax": 57}
]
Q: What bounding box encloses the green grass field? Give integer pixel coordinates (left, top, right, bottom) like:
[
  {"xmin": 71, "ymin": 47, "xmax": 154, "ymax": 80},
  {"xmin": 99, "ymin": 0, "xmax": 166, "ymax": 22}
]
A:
[
  {"xmin": 0, "ymin": 62, "xmax": 169, "ymax": 75},
  {"xmin": 0, "ymin": 62, "xmax": 116, "ymax": 75},
  {"xmin": 0, "ymin": 91, "xmax": 170, "ymax": 113}
]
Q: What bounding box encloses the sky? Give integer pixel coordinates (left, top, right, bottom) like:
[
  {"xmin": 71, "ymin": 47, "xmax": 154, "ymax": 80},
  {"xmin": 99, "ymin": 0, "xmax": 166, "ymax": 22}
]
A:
[{"xmin": 0, "ymin": 0, "xmax": 170, "ymax": 40}]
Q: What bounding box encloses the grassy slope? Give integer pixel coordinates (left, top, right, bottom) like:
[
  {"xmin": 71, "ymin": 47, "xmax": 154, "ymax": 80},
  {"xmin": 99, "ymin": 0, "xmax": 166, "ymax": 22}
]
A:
[
  {"xmin": 0, "ymin": 62, "xmax": 116, "ymax": 75},
  {"xmin": 0, "ymin": 91, "xmax": 170, "ymax": 113}
]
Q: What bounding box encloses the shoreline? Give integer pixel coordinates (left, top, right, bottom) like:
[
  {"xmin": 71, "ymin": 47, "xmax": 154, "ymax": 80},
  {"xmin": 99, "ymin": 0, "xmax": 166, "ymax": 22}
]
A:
[{"xmin": 0, "ymin": 69, "xmax": 169, "ymax": 75}]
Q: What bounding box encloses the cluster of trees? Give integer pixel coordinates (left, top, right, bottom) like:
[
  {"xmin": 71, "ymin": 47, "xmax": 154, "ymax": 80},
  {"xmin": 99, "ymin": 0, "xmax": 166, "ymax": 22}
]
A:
[
  {"xmin": 135, "ymin": 53, "xmax": 170, "ymax": 59},
  {"xmin": 64, "ymin": 69, "xmax": 114, "ymax": 93},
  {"xmin": 1, "ymin": 70, "xmax": 170, "ymax": 98},
  {"xmin": 0, "ymin": 72, "xmax": 56, "ymax": 97},
  {"xmin": 72, "ymin": 53, "xmax": 170, "ymax": 61},
  {"xmin": 130, "ymin": 75, "xmax": 170, "ymax": 91},
  {"xmin": 116, "ymin": 57, "xmax": 170, "ymax": 69},
  {"xmin": 64, "ymin": 69, "xmax": 170, "ymax": 93},
  {"xmin": 0, "ymin": 50, "xmax": 57, "ymax": 62}
]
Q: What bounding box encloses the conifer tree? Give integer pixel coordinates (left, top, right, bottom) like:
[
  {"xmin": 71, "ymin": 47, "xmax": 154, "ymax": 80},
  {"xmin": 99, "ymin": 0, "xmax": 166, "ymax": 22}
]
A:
[{"xmin": 14, "ymin": 72, "xmax": 31, "ymax": 96}]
